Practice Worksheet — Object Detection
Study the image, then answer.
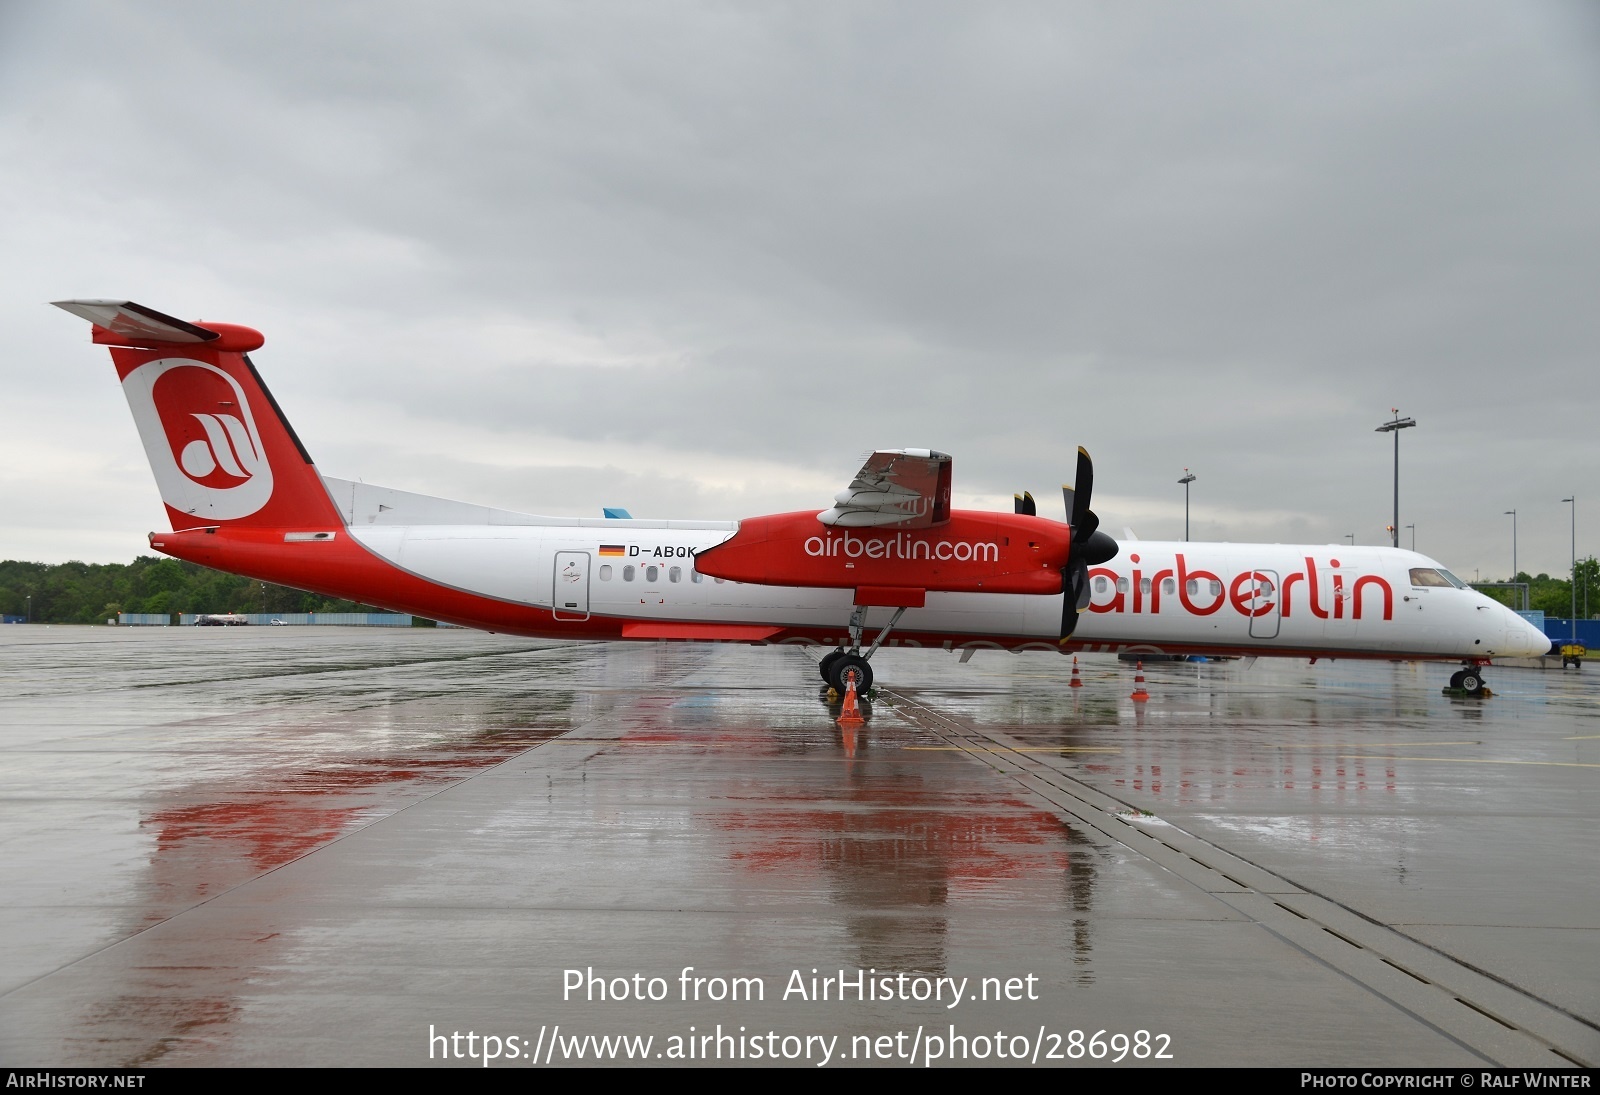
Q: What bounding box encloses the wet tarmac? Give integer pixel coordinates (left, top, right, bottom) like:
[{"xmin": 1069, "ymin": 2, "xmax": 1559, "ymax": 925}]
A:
[{"xmin": 0, "ymin": 626, "xmax": 1595, "ymax": 1067}]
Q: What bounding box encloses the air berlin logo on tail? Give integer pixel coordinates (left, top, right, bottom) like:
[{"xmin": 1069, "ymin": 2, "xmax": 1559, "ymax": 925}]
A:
[
  {"xmin": 177, "ymin": 412, "xmax": 262, "ymax": 486},
  {"xmin": 121, "ymin": 359, "xmax": 275, "ymax": 520}
]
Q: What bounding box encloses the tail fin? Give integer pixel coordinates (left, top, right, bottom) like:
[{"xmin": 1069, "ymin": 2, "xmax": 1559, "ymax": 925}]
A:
[{"xmin": 55, "ymin": 300, "xmax": 344, "ymax": 531}]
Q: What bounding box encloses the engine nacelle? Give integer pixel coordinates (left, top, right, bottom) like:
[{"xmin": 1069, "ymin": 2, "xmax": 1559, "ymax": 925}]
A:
[{"xmin": 693, "ymin": 510, "xmax": 1071, "ymax": 595}]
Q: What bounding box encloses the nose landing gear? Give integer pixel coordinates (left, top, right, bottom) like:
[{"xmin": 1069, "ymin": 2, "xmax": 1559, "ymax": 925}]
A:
[
  {"xmin": 817, "ymin": 604, "xmax": 909, "ymax": 693},
  {"xmin": 1445, "ymin": 664, "xmax": 1489, "ymax": 696}
]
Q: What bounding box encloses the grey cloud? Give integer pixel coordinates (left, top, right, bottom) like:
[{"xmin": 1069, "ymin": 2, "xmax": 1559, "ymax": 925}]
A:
[{"xmin": 2, "ymin": 1, "xmax": 1595, "ymax": 578}]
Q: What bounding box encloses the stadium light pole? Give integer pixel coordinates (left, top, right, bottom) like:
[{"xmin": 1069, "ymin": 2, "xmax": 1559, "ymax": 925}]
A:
[
  {"xmin": 1345, "ymin": 533, "xmax": 1356, "ymax": 546},
  {"xmin": 1178, "ymin": 470, "xmax": 1196, "ymax": 541},
  {"xmin": 1562, "ymin": 497, "xmax": 1575, "ymax": 641},
  {"xmin": 1505, "ymin": 509, "xmax": 1518, "ymax": 582},
  {"xmin": 1375, "ymin": 410, "xmax": 1417, "ymax": 549}
]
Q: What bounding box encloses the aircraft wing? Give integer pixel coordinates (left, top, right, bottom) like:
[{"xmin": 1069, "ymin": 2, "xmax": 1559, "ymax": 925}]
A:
[{"xmin": 817, "ymin": 448, "xmax": 953, "ymax": 528}]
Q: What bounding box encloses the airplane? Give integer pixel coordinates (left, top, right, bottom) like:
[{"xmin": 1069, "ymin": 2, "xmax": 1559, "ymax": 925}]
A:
[{"xmin": 54, "ymin": 300, "xmax": 1552, "ymax": 698}]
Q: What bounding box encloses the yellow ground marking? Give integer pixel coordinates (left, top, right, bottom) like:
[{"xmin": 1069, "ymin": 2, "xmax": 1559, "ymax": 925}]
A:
[
  {"xmin": 1274, "ymin": 741, "xmax": 1480, "ymax": 749},
  {"xmin": 1336, "ymin": 754, "xmax": 1600, "ymax": 770},
  {"xmin": 903, "ymin": 746, "xmax": 1122, "ymax": 754}
]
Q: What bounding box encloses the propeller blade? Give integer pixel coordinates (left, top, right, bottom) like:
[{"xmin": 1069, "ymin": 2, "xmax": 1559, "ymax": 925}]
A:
[
  {"xmin": 1060, "ymin": 562, "xmax": 1090, "ymax": 640},
  {"xmin": 1014, "ymin": 493, "xmax": 1025, "ymax": 515},
  {"xmin": 1059, "ymin": 447, "xmax": 1116, "ymax": 642},
  {"xmin": 1022, "ymin": 490, "xmax": 1035, "ymax": 516},
  {"xmin": 1070, "ymin": 447, "xmax": 1093, "ymax": 528}
]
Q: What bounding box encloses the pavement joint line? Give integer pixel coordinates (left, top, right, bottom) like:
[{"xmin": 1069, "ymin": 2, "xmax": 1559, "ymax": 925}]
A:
[{"xmin": 882, "ymin": 686, "xmax": 1597, "ymax": 1068}]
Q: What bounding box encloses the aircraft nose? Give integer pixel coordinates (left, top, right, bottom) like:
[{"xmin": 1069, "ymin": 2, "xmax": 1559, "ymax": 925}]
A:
[{"xmin": 1504, "ymin": 607, "xmax": 1552, "ymax": 657}]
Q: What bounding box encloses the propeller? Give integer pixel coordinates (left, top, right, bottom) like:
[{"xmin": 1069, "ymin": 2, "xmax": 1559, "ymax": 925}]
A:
[
  {"xmin": 1059, "ymin": 447, "xmax": 1119, "ymax": 641},
  {"xmin": 1013, "ymin": 490, "xmax": 1036, "ymax": 516}
]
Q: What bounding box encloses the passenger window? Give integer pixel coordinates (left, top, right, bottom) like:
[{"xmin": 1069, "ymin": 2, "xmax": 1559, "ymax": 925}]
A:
[
  {"xmin": 1094, "ymin": 576, "xmax": 1107, "ymax": 594},
  {"xmin": 1186, "ymin": 579, "xmax": 1197, "ymax": 596},
  {"xmin": 623, "ymin": 565, "xmax": 635, "ymax": 582},
  {"xmin": 692, "ymin": 572, "xmax": 704, "ymax": 584},
  {"xmin": 1116, "ymin": 577, "xmax": 1129, "ymax": 593},
  {"xmin": 714, "ymin": 577, "xmax": 725, "ymax": 584},
  {"xmin": 1139, "ymin": 578, "xmax": 1151, "ymax": 594},
  {"xmin": 669, "ymin": 566, "xmax": 681, "ymax": 583},
  {"xmin": 646, "ymin": 565, "xmax": 659, "ymax": 582},
  {"xmin": 599, "ymin": 565, "xmax": 612, "ymax": 580},
  {"xmin": 1162, "ymin": 578, "xmax": 1175, "ymax": 595},
  {"xmin": 1409, "ymin": 568, "xmax": 1451, "ymax": 588},
  {"xmin": 1210, "ymin": 580, "xmax": 1221, "ymax": 597}
]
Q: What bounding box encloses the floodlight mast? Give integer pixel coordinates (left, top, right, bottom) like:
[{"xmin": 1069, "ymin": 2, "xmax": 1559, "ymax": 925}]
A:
[
  {"xmin": 1177, "ymin": 470, "xmax": 1196, "ymax": 542},
  {"xmin": 1563, "ymin": 497, "xmax": 1576, "ymax": 642},
  {"xmin": 1375, "ymin": 410, "xmax": 1417, "ymax": 549},
  {"xmin": 1505, "ymin": 509, "xmax": 1517, "ymax": 583}
]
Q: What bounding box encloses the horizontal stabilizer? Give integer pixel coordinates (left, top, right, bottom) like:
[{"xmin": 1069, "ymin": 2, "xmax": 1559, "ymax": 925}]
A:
[{"xmin": 53, "ymin": 300, "xmax": 217, "ymax": 345}]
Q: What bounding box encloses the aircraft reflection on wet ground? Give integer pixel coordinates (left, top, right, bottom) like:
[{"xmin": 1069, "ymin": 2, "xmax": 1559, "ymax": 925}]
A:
[{"xmin": 0, "ymin": 626, "xmax": 1594, "ymax": 1067}]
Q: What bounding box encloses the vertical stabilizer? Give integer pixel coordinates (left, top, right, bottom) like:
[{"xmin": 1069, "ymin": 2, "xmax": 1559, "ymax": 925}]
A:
[{"xmin": 55, "ymin": 300, "xmax": 344, "ymax": 531}]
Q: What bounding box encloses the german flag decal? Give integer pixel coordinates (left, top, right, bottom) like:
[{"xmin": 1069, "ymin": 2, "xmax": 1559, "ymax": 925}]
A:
[{"xmin": 599, "ymin": 545, "xmax": 626, "ymax": 557}]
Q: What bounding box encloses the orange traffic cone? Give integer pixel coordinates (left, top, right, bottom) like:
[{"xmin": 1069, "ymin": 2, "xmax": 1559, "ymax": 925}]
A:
[
  {"xmin": 837, "ymin": 679, "xmax": 865, "ymax": 727},
  {"xmin": 1130, "ymin": 660, "xmax": 1149, "ymax": 702},
  {"xmin": 1069, "ymin": 656, "xmax": 1083, "ymax": 688}
]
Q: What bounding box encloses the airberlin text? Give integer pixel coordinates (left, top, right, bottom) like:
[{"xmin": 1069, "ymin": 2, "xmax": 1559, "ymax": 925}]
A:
[
  {"xmin": 1093, "ymin": 554, "xmax": 1394, "ymax": 621},
  {"xmin": 804, "ymin": 531, "xmax": 1000, "ymax": 564}
]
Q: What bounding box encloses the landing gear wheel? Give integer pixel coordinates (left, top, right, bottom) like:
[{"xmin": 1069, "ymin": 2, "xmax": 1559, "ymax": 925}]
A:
[
  {"xmin": 1459, "ymin": 670, "xmax": 1484, "ymax": 695},
  {"xmin": 1448, "ymin": 670, "xmax": 1466, "ymax": 689},
  {"xmin": 819, "ymin": 649, "xmax": 845, "ymax": 683},
  {"xmin": 829, "ymin": 654, "xmax": 873, "ymax": 694}
]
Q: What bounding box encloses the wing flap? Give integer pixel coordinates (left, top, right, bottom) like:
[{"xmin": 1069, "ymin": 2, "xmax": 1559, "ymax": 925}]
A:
[{"xmin": 818, "ymin": 448, "xmax": 953, "ymax": 529}]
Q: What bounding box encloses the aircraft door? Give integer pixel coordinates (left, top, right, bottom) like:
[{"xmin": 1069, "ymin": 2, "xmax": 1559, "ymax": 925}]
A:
[
  {"xmin": 553, "ymin": 551, "xmax": 590, "ymax": 621},
  {"xmin": 1245, "ymin": 569, "xmax": 1281, "ymax": 639}
]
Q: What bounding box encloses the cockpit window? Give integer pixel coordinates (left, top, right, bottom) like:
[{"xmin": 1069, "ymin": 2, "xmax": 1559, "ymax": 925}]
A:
[
  {"xmin": 1436, "ymin": 568, "xmax": 1466, "ymax": 589},
  {"xmin": 1409, "ymin": 568, "xmax": 1453, "ymax": 588}
]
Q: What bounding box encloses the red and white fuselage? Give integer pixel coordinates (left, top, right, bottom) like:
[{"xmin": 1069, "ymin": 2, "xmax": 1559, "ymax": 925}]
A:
[
  {"xmin": 59, "ymin": 299, "xmax": 1550, "ymax": 665},
  {"xmin": 149, "ymin": 492, "xmax": 1546, "ymax": 663}
]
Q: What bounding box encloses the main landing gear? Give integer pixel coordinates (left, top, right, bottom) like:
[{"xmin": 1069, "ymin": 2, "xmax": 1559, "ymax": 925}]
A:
[
  {"xmin": 818, "ymin": 605, "xmax": 909, "ymax": 693},
  {"xmin": 1446, "ymin": 664, "xmax": 1489, "ymax": 697}
]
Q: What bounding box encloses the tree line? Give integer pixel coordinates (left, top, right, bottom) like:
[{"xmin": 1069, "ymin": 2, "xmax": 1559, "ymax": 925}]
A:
[
  {"xmin": 0, "ymin": 557, "xmax": 382, "ymax": 623},
  {"xmin": 1470, "ymin": 557, "xmax": 1598, "ymax": 619}
]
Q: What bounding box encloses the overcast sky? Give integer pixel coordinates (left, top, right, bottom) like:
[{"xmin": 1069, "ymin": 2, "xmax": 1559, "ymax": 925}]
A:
[{"xmin": 2, "ymin": 1, "xmax": 1596, "ymax": 581}]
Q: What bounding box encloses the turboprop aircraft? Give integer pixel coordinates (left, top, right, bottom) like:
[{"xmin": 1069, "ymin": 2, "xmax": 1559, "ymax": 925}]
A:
[{"xmin": 55, "ymin": 300, "xmax": 1551, "ymax": 696}]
